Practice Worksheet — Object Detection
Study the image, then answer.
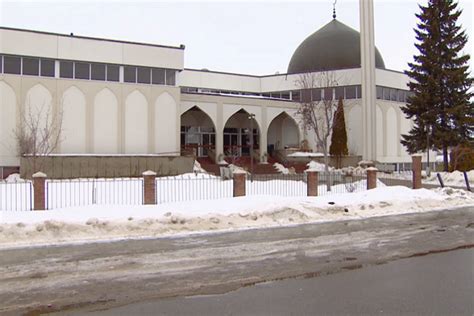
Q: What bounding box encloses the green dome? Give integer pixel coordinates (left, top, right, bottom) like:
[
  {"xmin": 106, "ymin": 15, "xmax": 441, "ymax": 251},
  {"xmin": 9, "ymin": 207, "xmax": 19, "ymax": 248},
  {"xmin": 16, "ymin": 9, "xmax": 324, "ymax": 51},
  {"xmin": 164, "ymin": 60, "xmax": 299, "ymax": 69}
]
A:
[{"xmin": 287, "ymin": 19, "xmax": 386, "ymax": 74}]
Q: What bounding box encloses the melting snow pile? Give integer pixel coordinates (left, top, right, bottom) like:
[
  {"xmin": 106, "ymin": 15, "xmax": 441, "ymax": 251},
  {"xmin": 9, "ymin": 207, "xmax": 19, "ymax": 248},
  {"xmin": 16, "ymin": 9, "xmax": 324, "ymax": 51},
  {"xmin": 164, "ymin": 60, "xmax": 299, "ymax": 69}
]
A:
[
  {"xmin": 1, "ymin": 186, "xmax": 472, "ymax": 249},
  {"xmin": 425, "ymin": 170, "xmax": 474, "ymax": 186},
  {"xmin": 287, "ymin": 152, "xmax": 324, "ymax": 158}
]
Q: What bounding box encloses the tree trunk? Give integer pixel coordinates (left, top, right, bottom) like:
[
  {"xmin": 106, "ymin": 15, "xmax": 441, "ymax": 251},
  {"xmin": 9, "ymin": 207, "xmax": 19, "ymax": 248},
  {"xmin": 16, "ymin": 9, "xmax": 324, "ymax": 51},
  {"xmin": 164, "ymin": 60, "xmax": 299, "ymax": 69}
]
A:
[{"xmin": 443, "ymin": 145, "xmax": 449, "ymax": 172}]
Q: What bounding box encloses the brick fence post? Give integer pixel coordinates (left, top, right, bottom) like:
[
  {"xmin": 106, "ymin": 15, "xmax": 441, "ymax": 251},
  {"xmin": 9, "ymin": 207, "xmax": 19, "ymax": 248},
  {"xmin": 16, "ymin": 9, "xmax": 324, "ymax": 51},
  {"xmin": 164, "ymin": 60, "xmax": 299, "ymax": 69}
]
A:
[
  {"xmin": 366, "ymin": 167, "xmax": 378, "ymax": 190},
  {"xmin": 142, "ymin": 170, "xmax": 157, "ymax": 204},
  {"xmin": 306, "ymin": 170, "xmax": 319, "ymax": 196},
  {"xmin": 33, "ymin": 172, "xmax": 47, "ymax": 211},
  {"xmin": 412, "ymin": 154, "xmax": 422, "ymax": 189},
  {"xmin": 233, "ymin": 170, "xmax": 246, "ymax": 197}
]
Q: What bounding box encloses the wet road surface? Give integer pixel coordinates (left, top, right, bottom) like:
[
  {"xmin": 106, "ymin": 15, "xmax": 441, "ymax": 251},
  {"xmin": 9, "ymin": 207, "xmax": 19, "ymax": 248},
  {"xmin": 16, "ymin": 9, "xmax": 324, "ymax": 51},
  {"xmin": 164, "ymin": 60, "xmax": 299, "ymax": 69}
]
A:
[{"xmin": 0, "ymin": 206, "xmax": 473, "ymax": 315}]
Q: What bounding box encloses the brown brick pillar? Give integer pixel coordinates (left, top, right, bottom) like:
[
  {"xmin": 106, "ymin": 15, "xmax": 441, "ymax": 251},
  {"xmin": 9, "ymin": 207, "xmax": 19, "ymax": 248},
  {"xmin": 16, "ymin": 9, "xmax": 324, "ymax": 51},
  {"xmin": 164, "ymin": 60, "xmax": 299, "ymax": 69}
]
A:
[
  {"xmin": 233, "ymin": 170, "xmax": 246, "ymax": 197},
  {"xmin": 366, "ymin": 167, "xmax": 378, "ymax": 190},
  {"xmin": 33, "ymin": 172, "xmax": 47, "ymax": 211},
  {"xmin": 306, "ymin": 171, "xmax": 319, "ymax": 196},
  {"xmin": 143, "ymin": 170, "xmax": 157, "ymax": 204},
  {"xmin": 412, "ymin": 154, "xmax": 422, "ymax": 189}
]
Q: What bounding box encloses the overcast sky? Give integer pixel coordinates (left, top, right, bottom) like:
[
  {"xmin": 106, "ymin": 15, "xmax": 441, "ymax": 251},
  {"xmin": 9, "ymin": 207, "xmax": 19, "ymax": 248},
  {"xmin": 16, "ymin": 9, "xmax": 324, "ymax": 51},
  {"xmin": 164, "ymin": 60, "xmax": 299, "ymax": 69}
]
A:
[{"xmin": 1, "ymin": 0, "xmax": 472, "ymax": 75}]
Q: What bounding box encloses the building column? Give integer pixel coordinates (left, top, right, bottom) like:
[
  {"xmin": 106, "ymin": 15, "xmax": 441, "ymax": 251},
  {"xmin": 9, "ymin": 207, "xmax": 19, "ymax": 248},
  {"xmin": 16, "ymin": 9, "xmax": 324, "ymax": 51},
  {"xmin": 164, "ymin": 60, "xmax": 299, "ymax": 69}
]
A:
[
  {"xmin": 215, "ymin": 101, "xmax": 224, "ymax": 161},
  {"xmin": 259, "ymin": 106, "xmax": 268, "ymax": 163},
  {"xmin": 360, "ymin": 0, "xmax": 377, "ymax": 162}
]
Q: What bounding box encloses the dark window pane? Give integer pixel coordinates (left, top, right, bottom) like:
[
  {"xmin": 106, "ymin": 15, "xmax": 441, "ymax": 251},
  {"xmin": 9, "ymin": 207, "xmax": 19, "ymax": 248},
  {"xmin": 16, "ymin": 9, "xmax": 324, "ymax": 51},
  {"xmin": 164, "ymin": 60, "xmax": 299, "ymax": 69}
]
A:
[
  {"xmin": 346, "ymin": 86, "xmax": 357, "ymax": 99},
  {"xmin": 91, "ymin": 63, "xmax": 106, "ymax": 80},
  {"xmin": 398, "ymin": 90, "xmax": 406, "ymax": 102},
  {"xmin": 22, "ymin": 57, "xmax": 39, "ymax": 76},
  {"xmin": 301, "ymin": 89, "xmax": 312, "ymax": 102},
  {"xmin": 165, "ymin": 69, "xmax": 176, "ymax": 85},
  {"xmin": 292, "ymin": 91, "xmax": 300, "ymax": 102},
  {"xmin": 137, "ymin": 67, "xmax": 151, "ymax": 84},
  {"xmin": 152, "ymin": 68, "xmax": 165, "ymax": 84},
  {"xmin": 74, "ymin": 62, "xmax": 90, "ymax": 79},
  {"xmin": 60, "ymin": 61, "xmax": 73, "ymax": 78},
  {"xmin": 124, "ymin": 66, "xmax": 136, "ymax": 83},
  {"xmin": 107, "ymin": 64, "xmax": 119, "ymax": 82},
  {"xmin": 281, "ymin": 92, "xmax": 290, "ymax": 100},
  {"xmin": 4, "ymin": 56, "xmax": 21, "ymax": 74},
  {"xmin": 312, "ymin": 88, "xmax": 322, "ymax": 101},
  {"xmin": 335, "ymin": 86, "xmax": 344, "ymax": 100},
  {"xmin": 323, "ymin": 88, "xmax": 333, "ymax": 100},
  {"xmin": 270, "ymin": 92, "xmax": 281, "ymax": 99},
  {"xmin": 376, "ymin": 86, "xmax": 383, "ymax": 99},
  {"xmin": 40, "ymin": 59, "xmax": 55, "ymax": 77},
  {"xmin": 0, "ymin": 56, "xmax": 2, "ymax": 73},
  {"xmin": 356, "ymin": 85, "xmax": 362, "ymax": 98},
  {"xmin": 383, "ymin": 87, "xmax": 391, "ymax": 100},
  {"xmin": 390, "ymin": 89, "xmax": 398, "ymax": 101}
]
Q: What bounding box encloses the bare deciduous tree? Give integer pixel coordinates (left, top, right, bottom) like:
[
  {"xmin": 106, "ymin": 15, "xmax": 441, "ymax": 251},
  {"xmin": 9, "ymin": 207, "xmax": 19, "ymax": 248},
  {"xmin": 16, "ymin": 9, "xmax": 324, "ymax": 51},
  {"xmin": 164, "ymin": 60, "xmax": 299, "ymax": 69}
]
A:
[
  {"xmin": 296, "ymin": 71, "xmax": 340, "ymax": 191},
  {"xmin": 14, "ymin": 99, "xmax": 63, "ymax": 176}
]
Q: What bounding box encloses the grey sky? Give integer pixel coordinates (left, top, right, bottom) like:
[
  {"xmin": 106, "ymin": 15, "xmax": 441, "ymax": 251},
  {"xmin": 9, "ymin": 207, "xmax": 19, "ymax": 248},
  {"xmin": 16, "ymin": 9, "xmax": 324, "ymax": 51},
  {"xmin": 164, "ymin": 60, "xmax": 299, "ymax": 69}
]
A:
[{"xmin": 1, "ymin": 0, "xmax": 472, "ymax": 75}]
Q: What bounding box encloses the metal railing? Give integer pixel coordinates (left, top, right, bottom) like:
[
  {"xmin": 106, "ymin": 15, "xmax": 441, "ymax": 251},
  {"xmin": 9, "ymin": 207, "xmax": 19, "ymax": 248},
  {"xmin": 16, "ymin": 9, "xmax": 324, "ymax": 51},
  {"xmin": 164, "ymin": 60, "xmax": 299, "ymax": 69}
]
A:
[
  {"xmin": 0, "ymin": 180, "xmax": 33, "ymax": 211},
  {"xmin": 46, "ymin": 178, "xmax": 143, "ymax": 209},
  {"xmin": 247, "ymin": 174, "xmax": 307, "ymax": 196},
  {"xmin": 156, "ymin": 174, "xmax": 233, "ymax": 203}
]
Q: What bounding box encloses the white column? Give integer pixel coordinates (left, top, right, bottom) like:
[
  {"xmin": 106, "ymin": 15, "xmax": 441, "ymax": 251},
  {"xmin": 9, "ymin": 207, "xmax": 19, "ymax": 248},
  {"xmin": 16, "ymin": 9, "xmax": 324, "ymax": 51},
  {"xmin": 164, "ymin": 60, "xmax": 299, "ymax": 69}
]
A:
[{"xmin": 360, "ymin": 0, "xmax": 377, "ymax": 161}]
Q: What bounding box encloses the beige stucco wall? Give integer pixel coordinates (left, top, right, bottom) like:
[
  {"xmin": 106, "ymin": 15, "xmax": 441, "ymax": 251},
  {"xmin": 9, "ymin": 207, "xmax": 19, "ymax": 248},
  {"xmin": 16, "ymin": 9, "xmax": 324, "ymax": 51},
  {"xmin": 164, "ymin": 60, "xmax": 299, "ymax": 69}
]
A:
[{"xmin": 0, "ymin": 74, "xmax": 181, "ymax": 166}]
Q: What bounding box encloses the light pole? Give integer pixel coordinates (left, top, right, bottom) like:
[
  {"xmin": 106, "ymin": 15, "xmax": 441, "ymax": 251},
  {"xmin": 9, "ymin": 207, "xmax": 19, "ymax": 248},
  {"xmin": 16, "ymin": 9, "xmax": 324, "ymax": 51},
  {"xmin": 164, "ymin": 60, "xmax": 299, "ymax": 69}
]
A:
[{"xmin": 248, "ymin": 113, "xmax": 255, "ymax": 178}]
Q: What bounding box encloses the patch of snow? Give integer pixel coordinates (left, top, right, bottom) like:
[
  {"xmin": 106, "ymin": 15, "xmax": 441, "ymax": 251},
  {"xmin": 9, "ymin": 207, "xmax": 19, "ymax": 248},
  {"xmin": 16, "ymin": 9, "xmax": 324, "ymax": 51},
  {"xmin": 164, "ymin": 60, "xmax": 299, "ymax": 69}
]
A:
[
  {"xmin": 1, "ymin": 185, "xmax": 472, "ymax": 249},
  {"xmin": 4, "ymin": 173, "xmax": 24, "ymax": 183},
  {"xmin": 306, "ymin": 161, "xmax": 334, "ymax": 172},
  {"xmin": 287, "ymin": 152, "xmax": 324, "ymax": 158},
  {"xmin": 193, "ymin": 160, "xmax": 208, "ymax": 173},
  {"xmin": 273, "ymin": 163, "xmax": 289, "ymax": 174}
]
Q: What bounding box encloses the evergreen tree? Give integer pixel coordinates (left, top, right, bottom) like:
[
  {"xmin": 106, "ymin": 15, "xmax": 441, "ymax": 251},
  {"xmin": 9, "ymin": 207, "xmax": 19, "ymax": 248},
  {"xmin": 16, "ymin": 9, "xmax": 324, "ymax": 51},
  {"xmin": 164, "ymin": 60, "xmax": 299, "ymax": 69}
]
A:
[
  {"xmin": 329, "ymin": 97, "xmax": 348, "ymax": 167},
  {"xmin": 401, "ymin": 0, "xmax": 473, "ymax": 171}
]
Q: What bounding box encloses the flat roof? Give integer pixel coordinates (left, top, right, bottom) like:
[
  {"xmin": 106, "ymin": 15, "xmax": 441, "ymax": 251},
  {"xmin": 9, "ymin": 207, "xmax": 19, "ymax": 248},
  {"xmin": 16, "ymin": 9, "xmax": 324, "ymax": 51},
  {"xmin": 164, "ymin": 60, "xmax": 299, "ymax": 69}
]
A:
[{"xmin": 0, "ymin": 26, "xmax": 185, "ymax": 51}]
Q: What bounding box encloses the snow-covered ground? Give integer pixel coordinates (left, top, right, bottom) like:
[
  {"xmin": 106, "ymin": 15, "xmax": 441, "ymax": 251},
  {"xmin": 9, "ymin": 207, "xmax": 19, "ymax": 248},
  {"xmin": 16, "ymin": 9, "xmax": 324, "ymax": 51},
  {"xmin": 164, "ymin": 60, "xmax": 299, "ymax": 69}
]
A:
[
  {"xmin": 385, "ymin": 170, "xmax": 473, "ymax": 187},
  {"xmin": 0, "ymin": 186, "xmax": 472, "ymax": 249}
]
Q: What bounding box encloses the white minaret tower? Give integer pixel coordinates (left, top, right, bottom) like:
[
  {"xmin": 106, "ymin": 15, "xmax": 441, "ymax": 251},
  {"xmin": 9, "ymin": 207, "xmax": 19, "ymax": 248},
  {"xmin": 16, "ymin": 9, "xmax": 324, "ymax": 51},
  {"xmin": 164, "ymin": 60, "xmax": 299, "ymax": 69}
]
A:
[{"xmin": 360, "ymin": 0, "xmax": 377, "ymax": 162}]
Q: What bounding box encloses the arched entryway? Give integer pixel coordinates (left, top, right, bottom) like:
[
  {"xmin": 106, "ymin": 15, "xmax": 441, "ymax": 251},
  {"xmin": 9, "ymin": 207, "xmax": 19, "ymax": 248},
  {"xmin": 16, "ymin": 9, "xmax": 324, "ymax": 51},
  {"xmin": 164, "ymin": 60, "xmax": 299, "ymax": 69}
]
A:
[
  {"xmin": 180, "ymin": 106, "xmax": 216, "ymax": 157},
  {"xmin": 267, "ymin": 112, "xmax": 300, "ymax": 156},
  {"xmin": 223, "ymin": 109, "xmax": 259, "ymax": 157}
]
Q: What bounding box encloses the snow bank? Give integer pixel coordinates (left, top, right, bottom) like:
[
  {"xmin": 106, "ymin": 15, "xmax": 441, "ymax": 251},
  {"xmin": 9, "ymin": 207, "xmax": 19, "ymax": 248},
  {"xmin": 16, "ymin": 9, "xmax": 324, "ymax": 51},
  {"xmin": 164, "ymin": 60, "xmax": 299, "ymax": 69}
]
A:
[
  {"xmin": 1, "ymin": 186, "xmax": 472, "ymax": 249},
  {"xmin": 306, "ymin": 160, "xmax": 334, "ymax": 172},
  {"xmin": 287, "ymin": 152, "xmax": 324, "ymax": 158},
  {"xmin": 273, "ymin": 163, "xmax": 289, "ymax": 174}
]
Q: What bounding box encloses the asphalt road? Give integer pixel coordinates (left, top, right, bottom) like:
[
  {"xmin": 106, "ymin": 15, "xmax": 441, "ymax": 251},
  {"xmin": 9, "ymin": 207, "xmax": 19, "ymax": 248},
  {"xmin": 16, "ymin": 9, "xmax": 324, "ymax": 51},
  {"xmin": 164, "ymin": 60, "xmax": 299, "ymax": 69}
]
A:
[
  {"xmin": 84, "ymin": 248, "xmax": 474, "ymax": 316},
  {"xmin": 0, "ymin": 206, "xmax": 473, "ymax": 315}
]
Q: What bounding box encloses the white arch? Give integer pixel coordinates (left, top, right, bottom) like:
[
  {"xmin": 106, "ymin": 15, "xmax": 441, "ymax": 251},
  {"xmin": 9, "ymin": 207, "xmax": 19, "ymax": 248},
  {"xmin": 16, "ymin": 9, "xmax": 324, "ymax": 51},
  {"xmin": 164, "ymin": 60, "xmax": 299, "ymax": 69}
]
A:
[
  {"xmin": 93, "ymin": 88, "xmax": 118, "ymax": 153},
  {"xmin": 62, "ymin": 86, "xmax": 86, "ymax": 153},
  {"xmin": 155, "ymin": 92, "xmax": 178, "ymax": 154},
  {"xmin": 0, "ymin": 82, "xmax": 17, "ymax": 164},
  {"xmin": 25, "ymin": 83, "xmax": 53, "ymax": 129},
  {"xmin": 125, "ymin": 90, "xmax": 148, "ymax": 153},
  {"xmin": 223, "ymin": 107, "xmax": 261, "ymax": 133},
  {"xmin": 267, "ymin": 111, "xmax": 300, "ymax": 149},
  {"xmin": 181, "ymin": 104, "xmax": 217, "ymax": 130}
]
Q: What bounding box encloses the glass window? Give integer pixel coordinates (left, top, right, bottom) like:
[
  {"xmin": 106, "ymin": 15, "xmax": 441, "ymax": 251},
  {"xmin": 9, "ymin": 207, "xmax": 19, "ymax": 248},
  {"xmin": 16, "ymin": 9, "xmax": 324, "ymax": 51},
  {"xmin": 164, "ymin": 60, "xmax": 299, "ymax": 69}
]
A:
[
  {"xmin": 376, "ymin": 86, "xmax": 383, "ymax": 99},
  {"xmin": 335, "ymin": 86, "xmax": 344, "ymax": 100},
  {"xmin": 398, "ymin": 90, "xmax": 406, "ymax": 103},
  {"xmin": 124, "ymin": 66, "xmax": 136, "ymax": 83},
  {"xmin": 281, "ymin": 92, "xmax": 291, "ymax": 100},
  {"xmin": 4, "ymin": 56, "xmax": 21, "ymax": 74},
  {"xmin": 323, "ymin": 88, "xmax": 333, "ymax": 100},
  {"xmin": 106, "ymin": 64, "xmax": 119, "ymax": 82},
  {"xmin": 0, "ymin": 55, "xmax": 2, "ymax": 73},
  {"xmin": 91, "ymin": 63, "xmax": 106, "ymax": 80},
  {"xmin": 346, "ymin": 86, "xmax": 357, "ymax": 99},
  {"xmin": 270, "ymin": 92, "xmax": 281, "ymax": 99},
  {"xmin": 383, "ymin": 87, "xmax": 391, "ymax": 100},
  {"xmin": 390, "ymin": 89, "xmax": 398, "ymax": 101},
  {"xmin": 292, "ymin": 91, "xmax": 300, "ymax": 102},
  {"xmin": 312, "ymin": 88, "xmax": 322, "ymax": 101},
  {"xmin": 74, "ymin": 62, "xmax": 90, "ymax": 79},
  {"xmin": 301, "ymin": 89, "xmax": 312, "ymax": 102},
  {"xmin": 40, "ymin": 59, "xmax": 55, "ymax": 77},
  {"xmin": 137, "ymin": 67, "xmax": 151, "ymax": 84},
  {"xmin": 60, "ymin": 61, "xmax": 73, "ymax": 78},
  {"xmin": 152, "ymin": 68, "xmax": 165, "ymax": 85},
  {"xmin": 22, "ymin": 57, "xmax": 39, "ymax": 76},
  {"xmin": 356, "ymin": 85, "xmax": 362, "ymax": 98},
  {"xmin": 165, "ymin": 69, "xmax": 176, "ymax": 85}
]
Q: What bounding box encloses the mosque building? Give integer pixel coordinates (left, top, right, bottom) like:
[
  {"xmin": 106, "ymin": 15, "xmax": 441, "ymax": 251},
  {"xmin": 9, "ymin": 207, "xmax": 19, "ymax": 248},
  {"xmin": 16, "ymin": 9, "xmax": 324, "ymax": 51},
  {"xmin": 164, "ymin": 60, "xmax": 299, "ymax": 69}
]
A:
[{"xmin": 0, "ymin": 3, "xmax": 414, "ymax": 177}]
